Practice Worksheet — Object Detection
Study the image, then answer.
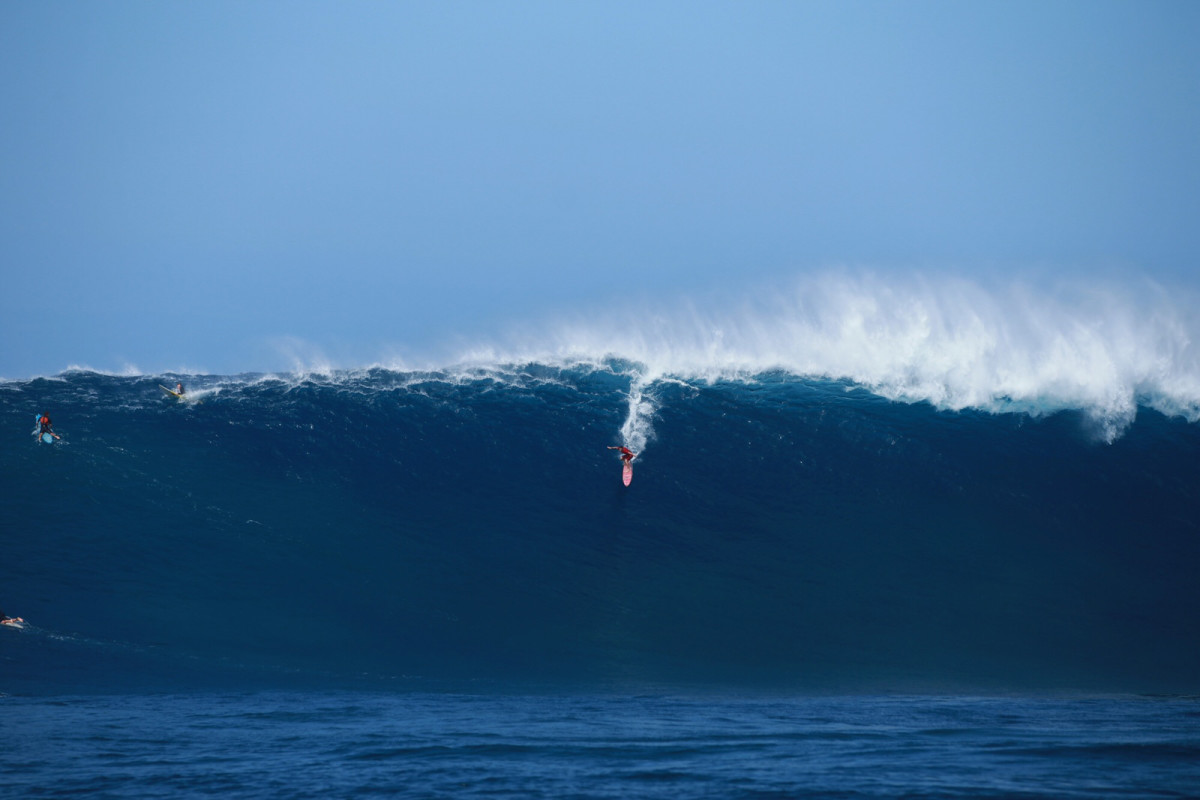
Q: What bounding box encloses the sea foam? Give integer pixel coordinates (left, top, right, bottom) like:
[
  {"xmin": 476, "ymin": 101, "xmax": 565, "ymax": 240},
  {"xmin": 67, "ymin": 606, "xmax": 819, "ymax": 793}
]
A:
[{"xmin": 476, "ymin": 270, "xmax": 1200, "ymax": 440}]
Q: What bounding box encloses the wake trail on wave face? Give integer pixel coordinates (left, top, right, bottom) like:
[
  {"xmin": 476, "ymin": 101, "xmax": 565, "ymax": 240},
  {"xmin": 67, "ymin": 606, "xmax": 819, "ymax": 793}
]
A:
[
  {"xmin": 473, "ymin": 270, "xmax": 1200, "ymax": 441},
  {"xmin": 619, "ymin": 378, "xmax": 657, "ymax": 455}
]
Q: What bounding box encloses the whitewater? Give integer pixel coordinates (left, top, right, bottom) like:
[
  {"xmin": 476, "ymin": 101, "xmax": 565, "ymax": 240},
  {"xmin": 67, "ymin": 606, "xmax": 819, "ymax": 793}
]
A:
[
  {"xmin": 455, "ymin": 271, "xmax": 1200, "ymax": 441},
  {"xmin": 21, "ymin": 270, "xmax": 1200, "ymax": 439}
]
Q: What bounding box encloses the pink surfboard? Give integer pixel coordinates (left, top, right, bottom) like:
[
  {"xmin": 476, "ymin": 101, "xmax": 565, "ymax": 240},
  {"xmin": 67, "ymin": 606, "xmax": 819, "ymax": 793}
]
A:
[{"xmin": 622, "ymin": 461, "xmax": 633, "ymax": 486}]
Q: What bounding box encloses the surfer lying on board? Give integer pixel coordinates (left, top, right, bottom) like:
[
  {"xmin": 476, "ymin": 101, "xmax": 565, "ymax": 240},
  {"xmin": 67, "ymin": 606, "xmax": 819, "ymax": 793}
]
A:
[
  {"xmin": 608, "ymin": 445, "xmax": 636, "ymax": 465},
  {"xmin": 37, "ymin": 414, "xmax": 60, "ymax": 440},
  {"xmin": 0, "ymin": 610, "xmax": 25, "ymax": 626}
]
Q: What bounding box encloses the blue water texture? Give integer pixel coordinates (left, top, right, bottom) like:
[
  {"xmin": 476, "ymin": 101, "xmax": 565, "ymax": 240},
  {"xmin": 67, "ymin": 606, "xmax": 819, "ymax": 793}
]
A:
[{"xmin": 4, "ymin": 360, "xmax": 1200, "ymax": 797}]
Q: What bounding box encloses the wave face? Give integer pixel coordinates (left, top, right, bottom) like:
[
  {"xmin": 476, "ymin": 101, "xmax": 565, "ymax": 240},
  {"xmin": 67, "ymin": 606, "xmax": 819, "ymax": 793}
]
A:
[{"xmin": 4, "ymin": 363, "xmax": 1200, "ymax": 693}]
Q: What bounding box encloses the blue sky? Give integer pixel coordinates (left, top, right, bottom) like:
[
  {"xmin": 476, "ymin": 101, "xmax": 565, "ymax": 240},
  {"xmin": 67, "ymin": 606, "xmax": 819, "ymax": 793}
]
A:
[{"xmin": 3, "ymin": 1, "xmax": 1198, "ymax": 378}]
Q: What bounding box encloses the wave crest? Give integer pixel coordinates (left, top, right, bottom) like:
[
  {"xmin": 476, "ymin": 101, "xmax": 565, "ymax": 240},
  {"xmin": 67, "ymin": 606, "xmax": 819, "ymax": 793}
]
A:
[{"xmin": 486, "ymin": 271, "xmax": 1200, "ymax": 439}]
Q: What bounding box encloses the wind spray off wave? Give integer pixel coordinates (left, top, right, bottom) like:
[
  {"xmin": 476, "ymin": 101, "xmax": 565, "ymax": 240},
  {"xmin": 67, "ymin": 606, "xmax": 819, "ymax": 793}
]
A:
[{"xmin": 491, "ymin": 271, "xmax": 1200, "ymax": 440}]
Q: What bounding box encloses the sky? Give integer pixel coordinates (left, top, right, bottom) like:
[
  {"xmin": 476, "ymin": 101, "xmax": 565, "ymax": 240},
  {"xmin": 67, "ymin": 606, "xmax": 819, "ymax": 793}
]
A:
[{"xmin": 2, "ymin": 0, "xmax": 1199, "ymax": 379}]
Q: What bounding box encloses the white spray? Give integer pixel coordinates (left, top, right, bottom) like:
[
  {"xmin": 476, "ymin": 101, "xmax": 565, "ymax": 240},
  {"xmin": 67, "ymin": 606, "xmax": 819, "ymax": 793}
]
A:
[
  {"xmin": 618, "ymin": 374, "xmax": 658, "ymax": 456},
  {"xmin": 472, "ymin": 270, "xmax": 1200, "ymax": 441}
]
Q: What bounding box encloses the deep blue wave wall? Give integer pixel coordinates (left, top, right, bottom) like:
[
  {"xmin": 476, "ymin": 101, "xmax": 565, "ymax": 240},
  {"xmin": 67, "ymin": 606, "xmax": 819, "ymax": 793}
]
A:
[{"xmin": 3, "ymin": 367, "xmax": 1200, "ymax": 693}]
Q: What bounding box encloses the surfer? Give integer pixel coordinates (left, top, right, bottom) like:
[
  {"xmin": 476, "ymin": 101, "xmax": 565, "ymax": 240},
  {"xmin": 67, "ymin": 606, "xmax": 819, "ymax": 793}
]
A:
[
  {"xmin": 0, "ymin": 610, "xmax": 24, "ymax": 627},
  {"xmin": 37, "ymin": 413, "xmax": 60, "ymax": 441},
  {"xmin": 608, "ymin": 445, "xmax": 636, "ymax": 465},
  {"xmin": 175, "ymin": 382, "xmax": 186, "ymax": 397},
  {"xmin": 609, "ymin": 445, "xmax": 637, "ymax": 486}
]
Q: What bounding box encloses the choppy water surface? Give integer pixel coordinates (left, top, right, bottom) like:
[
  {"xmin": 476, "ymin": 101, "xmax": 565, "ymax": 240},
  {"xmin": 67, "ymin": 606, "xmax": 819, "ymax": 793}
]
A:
[{"xmin": 4, "ymin": 691, "xmax": 1199, "ymax": 799}]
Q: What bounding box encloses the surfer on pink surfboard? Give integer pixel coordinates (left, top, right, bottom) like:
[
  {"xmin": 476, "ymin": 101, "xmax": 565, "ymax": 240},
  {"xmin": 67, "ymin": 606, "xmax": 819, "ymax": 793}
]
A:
[
  {"xmin": 609, "ymin": 446, "xmax": 637, "ymax": 485},
  {"xmin": 608, "ymin": 445, "xmax": 636, "ymax": 465}
]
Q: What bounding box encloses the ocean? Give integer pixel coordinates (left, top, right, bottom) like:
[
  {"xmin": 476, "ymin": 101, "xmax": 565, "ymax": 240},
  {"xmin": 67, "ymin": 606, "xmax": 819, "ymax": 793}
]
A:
[
  {"xmin": 4, "ymin": 350, "xmax": 1200, "ymax": 796},
  {"xmin": 5, "ymin": 691, "xmax": 1199, "ymax": 798}
]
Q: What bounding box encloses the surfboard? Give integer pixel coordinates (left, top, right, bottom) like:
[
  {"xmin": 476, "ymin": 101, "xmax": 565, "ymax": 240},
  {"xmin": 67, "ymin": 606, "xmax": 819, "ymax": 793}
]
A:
[
  {"xmin": 160, "ymin": 384, "xmax": 184, "ymax": 399},
  {"xmin": 41, "ymin": 433, "xmax": 55, "ymax": 444},
  {"xmin": 623, "ymin": 461, "xmax": 633, "ymax": 486}
]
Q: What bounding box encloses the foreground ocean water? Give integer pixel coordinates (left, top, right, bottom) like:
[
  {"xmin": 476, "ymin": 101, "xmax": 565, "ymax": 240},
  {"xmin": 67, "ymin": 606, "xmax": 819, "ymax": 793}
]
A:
[
  {"xmin": 5, "ymin": 691, "xmax": 1200, "ymax": 798},
  {"xmin": 4, "ymin": 352, "xmax": 1200, "ymax": 796}
]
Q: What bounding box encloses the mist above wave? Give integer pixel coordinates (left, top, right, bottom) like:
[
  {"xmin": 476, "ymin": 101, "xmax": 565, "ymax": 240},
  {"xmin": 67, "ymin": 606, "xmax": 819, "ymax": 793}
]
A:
[
  {"xmin": 480, "ymin": 271, "xmax": 1200, "ymax": 439},
  {"xmin": 19, "ymin": 271, "xmax": 1200, "ymax": 442}
]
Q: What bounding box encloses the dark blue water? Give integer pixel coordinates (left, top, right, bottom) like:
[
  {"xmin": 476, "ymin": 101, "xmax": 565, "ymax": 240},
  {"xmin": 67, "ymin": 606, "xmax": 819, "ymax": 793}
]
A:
[
  {"xmin": 4, "ymin": 364, "xmax": 1200, "ymax": 796},
  {"xmin": 4, "ymin": 691, "xmax": 1199, "ymax": 798}
]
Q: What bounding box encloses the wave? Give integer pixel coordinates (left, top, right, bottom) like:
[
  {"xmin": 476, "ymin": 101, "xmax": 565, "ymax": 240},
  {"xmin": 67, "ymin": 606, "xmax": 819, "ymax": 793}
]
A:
[
  {"xmin": 8, "ymin": 270, "xmax": 1200, "ymax": 441},
  {"xmin": 14, "ymin": 269, "xmax": 1191, "ymax": 442},
  {"xmin": 4, "ymin": 361, "xmax": 1200, "ymax": 693}
]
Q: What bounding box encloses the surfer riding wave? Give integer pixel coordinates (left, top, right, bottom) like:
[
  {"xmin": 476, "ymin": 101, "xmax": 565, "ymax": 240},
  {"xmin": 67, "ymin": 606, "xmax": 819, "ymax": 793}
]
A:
[
  {"xmin": 608, "ymin": 445, "xmax": 637, "ymax": 486},
  {"xmin": 36, "ymin": 414, "xmax": 60, "ymax": 441},
  {"xmin": 608, "ymin": 445, "xmax": 636, "ymax": 465}
]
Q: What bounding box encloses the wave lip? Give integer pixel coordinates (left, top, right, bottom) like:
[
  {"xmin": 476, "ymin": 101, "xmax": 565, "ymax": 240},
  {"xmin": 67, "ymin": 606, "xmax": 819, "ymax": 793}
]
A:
[
  {"xmin": 481, "ymin": 272, "xmax": 1200, "ymax": 440},
  {"xmin": 10, "ymin": 271, "xmax": 1200, "ymax": 442}
]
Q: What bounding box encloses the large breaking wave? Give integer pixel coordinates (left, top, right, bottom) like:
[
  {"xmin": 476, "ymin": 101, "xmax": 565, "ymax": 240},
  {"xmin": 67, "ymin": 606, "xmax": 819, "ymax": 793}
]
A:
[{"xmin": 4, "ymin": 345, "xmax": 1200, "ymax": 693}]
